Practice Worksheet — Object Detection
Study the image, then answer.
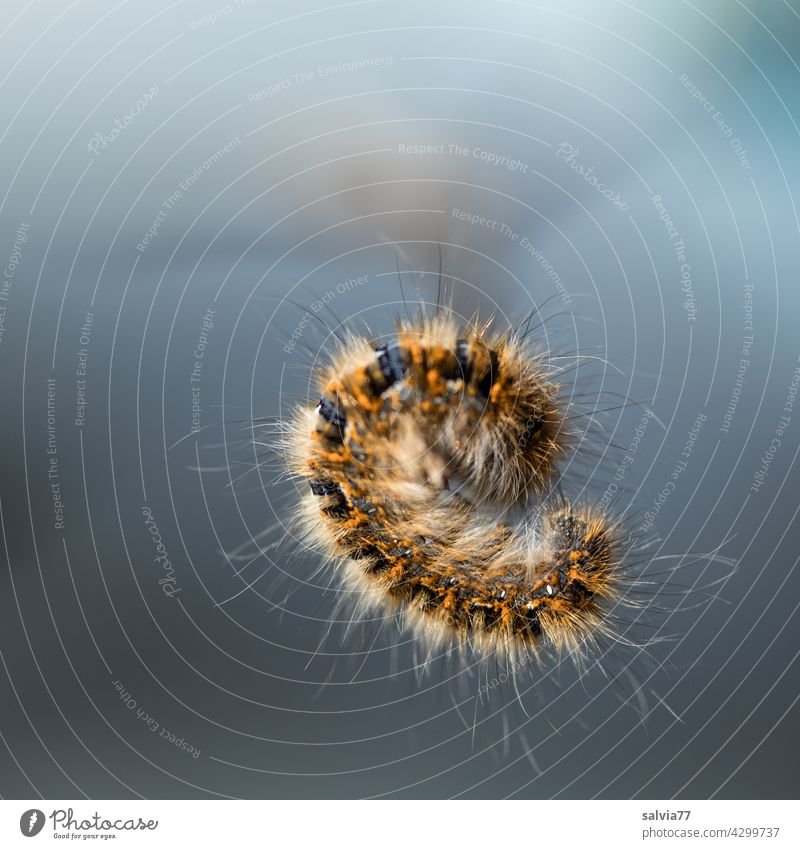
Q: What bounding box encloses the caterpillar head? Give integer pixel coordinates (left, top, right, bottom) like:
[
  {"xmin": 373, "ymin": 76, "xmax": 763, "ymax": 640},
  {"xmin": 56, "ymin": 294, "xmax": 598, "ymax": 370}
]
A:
[{"xmin": 448, "ymin": 326, "xmax": 566, "ymax": 504}]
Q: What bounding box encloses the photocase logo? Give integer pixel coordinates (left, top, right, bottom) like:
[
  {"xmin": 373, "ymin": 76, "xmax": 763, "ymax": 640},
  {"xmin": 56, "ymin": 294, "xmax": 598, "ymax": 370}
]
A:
[
  {"xmin": 14, "ymin": 807, "xmax": 160, "ymax": 838},
  {"xmin": 19, "ymin": 809, "xmax": 45, "ymax": 837}
]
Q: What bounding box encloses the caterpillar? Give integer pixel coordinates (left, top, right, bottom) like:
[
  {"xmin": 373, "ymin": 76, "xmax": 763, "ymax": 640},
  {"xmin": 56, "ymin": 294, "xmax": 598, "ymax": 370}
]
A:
[{"xmin": 285, "ymin": 313, "xmax": 624, "ymax": 661}]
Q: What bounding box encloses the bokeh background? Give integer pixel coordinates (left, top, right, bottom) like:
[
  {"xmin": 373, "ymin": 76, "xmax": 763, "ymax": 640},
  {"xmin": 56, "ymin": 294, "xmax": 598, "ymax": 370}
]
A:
[{"xmin": 1, "ymin": 0, "xmax": 799, "ymax": 799}]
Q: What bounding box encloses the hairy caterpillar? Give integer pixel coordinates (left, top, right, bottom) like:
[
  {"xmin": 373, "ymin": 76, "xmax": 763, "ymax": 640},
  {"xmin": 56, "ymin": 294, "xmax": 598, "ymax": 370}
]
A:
[{"xmin": 285, "ymin": 313, "xmax": 624, "ymax": 661}]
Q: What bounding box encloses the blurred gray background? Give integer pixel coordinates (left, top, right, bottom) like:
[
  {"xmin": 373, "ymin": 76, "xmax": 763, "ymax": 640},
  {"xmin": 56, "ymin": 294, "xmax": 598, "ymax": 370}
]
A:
[{"xmin": 0, "ymin": 0, "xmax": 799, "ymax": 799}]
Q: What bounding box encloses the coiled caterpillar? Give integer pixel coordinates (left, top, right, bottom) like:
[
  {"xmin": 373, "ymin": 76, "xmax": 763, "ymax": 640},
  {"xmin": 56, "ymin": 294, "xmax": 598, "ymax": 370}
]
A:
[{"xmin": 286, "ymin": 314, "xmax": 622, "ymax": 660}]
